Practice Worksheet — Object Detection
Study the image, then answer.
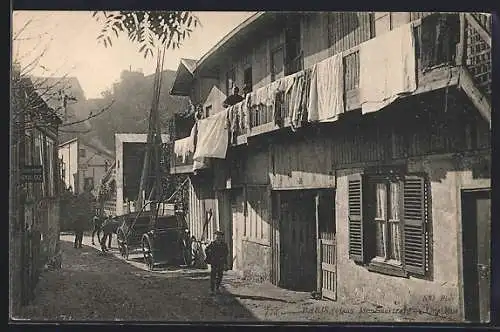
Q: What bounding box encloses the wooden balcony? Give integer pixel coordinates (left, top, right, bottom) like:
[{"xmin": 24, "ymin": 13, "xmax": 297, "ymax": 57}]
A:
[
  {"xmin": 246, "ymin": 14, "xmax": 468, "ymax": 138},
  {"xmin": 458, "ymin": 13, "xmax": 492, "ymax": 126},
  {"xmin": 170, "ymin": 13, "xmax": 491, "ymax": 174}
]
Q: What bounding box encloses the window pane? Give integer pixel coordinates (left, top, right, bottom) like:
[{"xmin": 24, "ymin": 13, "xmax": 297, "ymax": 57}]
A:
[
  {"xmin": 375, "ymin": 220, "xmax": 386, "ymax": 258},
  {"xmin": 390, "ymin": 182, "xmax": 400, "ymax": 220},
  {"xmin": 389, "ymin": 222, "xmax": 402, "ymax": 262},
  {"xmin": 375, "ymin": 183, "xmax": 387, "ymax": 219}
]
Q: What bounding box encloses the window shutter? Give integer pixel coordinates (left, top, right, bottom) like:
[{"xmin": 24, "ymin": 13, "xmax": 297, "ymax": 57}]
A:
[
  {"xmin": 402, "ymin": 175, "xmax": 428, "ymax": 276},
  {"xmin": 348, "ymin": 173, "xmax": 364, "ymax": 263}
]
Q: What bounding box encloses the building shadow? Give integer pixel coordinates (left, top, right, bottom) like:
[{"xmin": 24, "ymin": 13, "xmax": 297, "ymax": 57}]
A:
[{"xmin": 28, "ymin": 238, "xmax": 259, "ymax": 322}]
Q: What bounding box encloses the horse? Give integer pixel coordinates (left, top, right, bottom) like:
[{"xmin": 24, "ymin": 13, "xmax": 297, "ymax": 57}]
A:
[{"xmin": 99, "ymin": 217, "xmax": 123, "ymax": 252}]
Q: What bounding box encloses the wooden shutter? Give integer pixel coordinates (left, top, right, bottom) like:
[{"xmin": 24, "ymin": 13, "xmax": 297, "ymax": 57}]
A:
[
  {"xmin": 348, "ymin": 173, "xmax": 364, "ymax": 263},
  {"xmin": 402, "ymin": 175, "xmax": 428, "ymax": 276}
]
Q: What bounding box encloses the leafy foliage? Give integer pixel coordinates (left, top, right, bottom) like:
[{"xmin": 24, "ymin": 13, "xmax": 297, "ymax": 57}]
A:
[{"xmin": 92, "ymin": 11, "xmax": 201, "ymax": 58}]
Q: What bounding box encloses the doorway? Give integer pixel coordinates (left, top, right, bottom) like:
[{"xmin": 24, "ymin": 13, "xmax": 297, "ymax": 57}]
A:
[
  {"xmin": 277, "ymin": 190, "xmax": 317, "ymax": 291},
  {"xmin": 461, "ymin": 188, "xmax": 491, "ymax": 322},
  {"xmin": 317, "ymin": 189, "xmax": 337, "ymax": 300},
  {"xmin": 217, "ymin": 190, "xmax": 234, "ymax": 270},
  {"xmin": 230, "ymin": 188, "xmax": 244, "ymax": 271}
]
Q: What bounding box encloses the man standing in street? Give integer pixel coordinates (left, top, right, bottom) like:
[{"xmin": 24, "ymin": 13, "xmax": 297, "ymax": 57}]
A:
[
  {"xmin": 205, "ymin": 230, "xmax": 229, "ymax": 295},
  {"xmin": 73, "ymin": 213, "xmax": 86, "ymax": 249},
  {"xmin": 91, "ymin": 213, "xmax": 103, "ymax": 245}
]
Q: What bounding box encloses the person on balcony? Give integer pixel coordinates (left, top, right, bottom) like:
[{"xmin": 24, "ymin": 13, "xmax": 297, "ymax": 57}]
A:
[{"xmin": 223, "ymin": 86, "xmax": 244, "ymax": 108}]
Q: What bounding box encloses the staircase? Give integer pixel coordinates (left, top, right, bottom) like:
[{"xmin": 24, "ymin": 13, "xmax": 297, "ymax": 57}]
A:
[{"xmin": 459, "ymin": 13, "xmax": 492, "ymax": 127}]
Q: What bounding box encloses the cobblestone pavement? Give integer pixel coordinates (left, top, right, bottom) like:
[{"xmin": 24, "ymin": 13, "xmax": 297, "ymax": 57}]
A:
[{"xmin": 16, "ymin": 234, "xmax": 455, "ymax": 323}]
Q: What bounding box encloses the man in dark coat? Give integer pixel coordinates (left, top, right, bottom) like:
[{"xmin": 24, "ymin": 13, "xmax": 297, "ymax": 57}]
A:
[
  {"xmin": 72, "ymin": 196, "xmax": 89, "ymax": 249},
  {"xmin": 73, "ymin": 214, "xmax": 86, "ymax": 249},
  {"xmin": 91, "ymin": 213, "xmax": 103, "ymax": 245},
  {"xmin": 205, "ymin": 231, "xmax": 229, "ymax": 295},
  {"xmin": 223, "ymin": 86, "xmax": 244, "ymax": 108}
]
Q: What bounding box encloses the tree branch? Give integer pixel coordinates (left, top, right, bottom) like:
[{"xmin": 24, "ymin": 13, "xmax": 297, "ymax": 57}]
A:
[{"xmin": 59, "ymin": 100, "xmax": 115, "ymax": 127}]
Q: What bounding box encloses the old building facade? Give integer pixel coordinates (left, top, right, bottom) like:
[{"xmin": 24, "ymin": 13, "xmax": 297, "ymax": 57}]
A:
[
  {"xmin": 169, "ymin": 12, "xmax": 491, "ymax": 322},
  {"xmin": 59, "ymin": 137, "xmax": 114, "ymax": 196},
  {"xmin": 10, "ymin": 67, "xmax": 64, "ymax": 313}
]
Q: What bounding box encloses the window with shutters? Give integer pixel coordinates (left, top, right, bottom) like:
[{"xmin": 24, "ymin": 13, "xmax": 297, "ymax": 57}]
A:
[{"xmin": 347, "ymin": 172, "xmax": 431, "ymax": 279}]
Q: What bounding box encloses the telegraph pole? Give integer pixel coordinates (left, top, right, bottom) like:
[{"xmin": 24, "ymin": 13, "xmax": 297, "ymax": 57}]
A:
[{"xmin": 137, "ymin": 47, "xmax": 166, "ymax": 219}]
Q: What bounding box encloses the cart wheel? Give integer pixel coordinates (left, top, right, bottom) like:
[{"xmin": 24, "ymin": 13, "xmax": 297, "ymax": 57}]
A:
[{"xmin": 142, "ymin": 235, "xmax": 154, "ymax": 271}]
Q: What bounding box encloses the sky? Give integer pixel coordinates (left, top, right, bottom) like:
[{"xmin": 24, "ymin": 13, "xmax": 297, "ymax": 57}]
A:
[{"xmin": 12, "ymin": 11, "xmax": 256, "ymax": 99}]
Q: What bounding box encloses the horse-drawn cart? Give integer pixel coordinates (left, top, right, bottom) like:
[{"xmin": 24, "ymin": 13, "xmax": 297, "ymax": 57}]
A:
[
  {"xmin": 116, "ymin": 211, "xmax": 151, "ymax": 260},
  {"xmin": 116, "ymin": 202, "xmax": 191, "ymax": 270}
]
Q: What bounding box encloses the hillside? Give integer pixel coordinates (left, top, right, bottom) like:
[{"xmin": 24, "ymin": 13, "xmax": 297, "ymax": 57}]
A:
[{"xmin": 82, "ymin": 69, "xmax": 190, "ymax": 152}]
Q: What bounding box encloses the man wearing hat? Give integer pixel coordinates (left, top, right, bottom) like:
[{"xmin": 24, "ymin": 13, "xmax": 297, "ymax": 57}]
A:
[{"xmin": 205, "ymin": 230, "xmax": 229, "ymax": 295}]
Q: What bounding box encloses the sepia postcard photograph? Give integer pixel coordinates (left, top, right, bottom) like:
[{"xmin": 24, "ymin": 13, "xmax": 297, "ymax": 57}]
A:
[{"xmin": 10, "ymin": 10, "xmax": 492, "ymax": 325}]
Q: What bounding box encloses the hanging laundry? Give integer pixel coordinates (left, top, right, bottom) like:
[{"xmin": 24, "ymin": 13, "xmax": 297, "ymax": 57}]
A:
[
  {"xmin": 420, "ymin": 13, "xmax": 460, "ymax": 71},
  {"xmin": 193, "ymin": 108, "xmax": 230, "ymax": 161},
  {"xmin": 243, "ymin": 93, "xmax": 252, "ymax": 131},
  {"xmin": 174, "ymin": 136, "xmax": 194, "ymax": 164},
  {"xmin": 289, "ymin": 71, "xmax": 306, "ymax": 131},
  {"xmin": 228, "ymin": 103, "xmax": 241, "ymax": 145},
  {"xmin": 274, "ymin": 90, "xmax": 285, "ymax": 127},
  {"xmin": 359, "ymin": 23, "xmax": 417, "ymax": 114},
  {"xmin": 193, "ymin": 158, "xmax": 209, "ymax": 172},
  {"xmin": 238, "ymin": 100, "xmax": 246, "ymax": 134},
  {"xmin": 307, "ymin": 53, "xmax": 344, "ymax": 123},
  {"xmin": 300, "ymin": 68, "xmax": 312, "ymax": 123},
  {"xmin": 188, "ymin": 121, "xmax": 208, "ymax": 172}
]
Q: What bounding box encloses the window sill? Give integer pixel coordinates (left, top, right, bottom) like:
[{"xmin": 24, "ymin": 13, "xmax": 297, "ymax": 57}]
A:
[{"xmin": 367, "ymin": 259, "xmax": 408, "ymax": 278}]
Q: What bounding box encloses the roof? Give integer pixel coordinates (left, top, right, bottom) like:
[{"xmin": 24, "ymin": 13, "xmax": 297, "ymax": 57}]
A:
[
  {"xmin": 59, "ymin": 136, "xmax": 114, "ymax": 158},
  {"xmin": 170, "ymin": 60, "xmax": 197, "ymax": 96},
  {"xmin": 181, "ymin": 58, "xmax": 197, "ymax": 74},
  {"xmin": 170, "ymin": 12, "xmax": 271, "ymax": 96},
  {"xmin": 195, "ymin": 12, "xmax": 265, "ymax": 71},
  {"xmin": 13, "ymin": 74, "xmax": 63, "ymax": 125}
]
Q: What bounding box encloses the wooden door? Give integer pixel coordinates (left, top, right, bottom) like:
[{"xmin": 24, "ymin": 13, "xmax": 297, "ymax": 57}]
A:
[
  {"xmin": 462, "ymin": 189, "xmax": 491, "ymax": 322},
  {"xmin": 230, "ymin": 189, "xmax": 244, "ymax": 271},
  {"xmin": 279, "ymin": 190, "xmax": 317, "ymax": 291},
  {"xmin": 316, "ymin": 189, "xmax": 337, "ymax": 300},
  {"xmin": 217, "ymin": 191, "xmax": 233, "ymax": 269},
  {"xmin": 271, "ymin": 191, "xmax": 281, "ymax": 286}
]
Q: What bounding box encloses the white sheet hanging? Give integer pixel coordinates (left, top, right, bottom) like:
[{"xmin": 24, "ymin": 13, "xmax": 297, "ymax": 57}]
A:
[
  {"xmin": 193, "ymin": 109, "xmax": 229, "ymax": 161},
  {"xmin": 307, "ymin": 53, "xmax": 344, "ymax": 122},
  {"xmin": 359, "ymin": 23, "xmax": 417, "ymax": 114}
]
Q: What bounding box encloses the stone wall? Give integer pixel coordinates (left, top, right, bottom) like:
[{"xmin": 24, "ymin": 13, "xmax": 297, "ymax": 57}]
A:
[
  {"xmin": 241, "ymin": 239, "xmax": 271, "ymax": 282},
  {"xmin": 335, "ymin": 153, "xmax": 490, "ymax": 321}
]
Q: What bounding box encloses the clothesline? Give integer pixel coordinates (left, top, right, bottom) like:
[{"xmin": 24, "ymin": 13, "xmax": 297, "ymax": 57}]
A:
[{"xmin": 182, "ymin": 20, "xmax": 423, "ymax": 169}]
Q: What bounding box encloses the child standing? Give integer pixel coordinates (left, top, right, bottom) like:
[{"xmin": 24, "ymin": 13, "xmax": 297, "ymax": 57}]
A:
[{"xmin": 205, "ymin": 231, "xmax": 229, "ymax": 295}]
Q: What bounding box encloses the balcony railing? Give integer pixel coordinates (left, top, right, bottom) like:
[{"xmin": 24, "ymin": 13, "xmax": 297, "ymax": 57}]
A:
[
  {"xmin": 170, "ymin": 13, "xmax": 491, "ymax": 174},
  {"xmin": 463, "ymin": 13, "xmax": 492, "ymax": 97},
  {"xmin": 246, "ymin": 13, "xmax": 464, "ymax": 136}
]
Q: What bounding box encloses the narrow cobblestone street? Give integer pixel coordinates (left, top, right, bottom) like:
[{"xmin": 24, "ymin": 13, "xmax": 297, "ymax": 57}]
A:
[{"xmin": 14, "ymin": 233, "xmax": 454, "ymax": 323}]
